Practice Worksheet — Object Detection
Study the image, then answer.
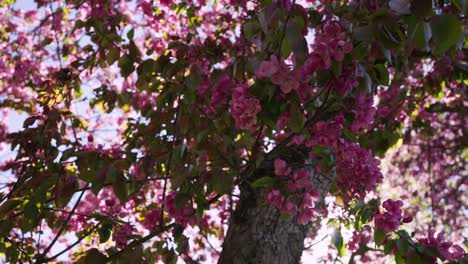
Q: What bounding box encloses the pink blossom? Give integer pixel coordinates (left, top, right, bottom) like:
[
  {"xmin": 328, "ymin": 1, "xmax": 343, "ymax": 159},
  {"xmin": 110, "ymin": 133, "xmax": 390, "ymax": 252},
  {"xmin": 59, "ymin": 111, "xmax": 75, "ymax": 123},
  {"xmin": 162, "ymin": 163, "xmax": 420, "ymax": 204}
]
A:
[
  {"xmin": 210, "ymin": 76, "xmax": 233, "ymax": 109},
  {"xmin": 276, "ymin": 112, "xmax": 290, "ymax": 130},
  {"xmin": 419, "ymin": 230, "xmax": 466, "ymax": 261},
  {"xmin": 131, "ymin": 162, "xmax": 146, "ymax": 180},
  {"xmin": 255, "ymin": 55, "xmax": 300, "ymax": 94},
  {"xmin": 348, "ymin": 226, "xmax": 372, "ymax": 252},
  {"xmin": 164, "ymin": 192, "xmax": 196, "ymax": 226},
  {"xmin": 143, "ymin": 208, "xmax": 162, "ymax": 231},
  {"xmin": 350, "ymin": 95, "xmax": 376, "ymax": 132},
  {"xmin": 113, "ymin": 223, "xmax": 135, "ymax": 248},
  {"xmin": 297, "ymin": 191, "xmax": 320, "ymax": 225},
  {"xmin": 335, "ymin": 142, "xmax": 382, "ymax": 199},
  {"xmin": 230, "ymin": 85, "xmax": 262, "ymax": 132},
  {"xmin": 303, "ymin": 22, "xmax": 353, "ymax": 74},
  {"xmin": 279, "ymin": 70, "xmax": 301, "ymax": 94},
  {"xmin": 288, "ymin": 168, "xmax": 312, "ymax": 191},
  {"xmin": 374, "ymin": 199, "xmax": 411, "ymax": 233},
  {"xmin": 281, "ymin": 199, "xmax": 298, "ymax": 216},
  {"xmin": 265, "ymin": 189, "xmax": 285, "ymax": 208},
  {"xmin": 274, "ymin": 158, "xmax": 291, "ymax": 177},
  {"xmin": 256, "ymin": 55, "xmax": 280, "ymax": 79}
]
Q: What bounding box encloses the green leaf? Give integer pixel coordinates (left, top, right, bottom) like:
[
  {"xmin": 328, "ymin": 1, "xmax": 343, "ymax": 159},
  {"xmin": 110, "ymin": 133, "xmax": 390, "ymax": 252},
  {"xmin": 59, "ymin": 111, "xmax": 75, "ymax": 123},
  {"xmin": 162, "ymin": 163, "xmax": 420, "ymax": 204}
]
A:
[
  {"xmin": 112, "ymin": 171, "xmax": 128, "ymax": 203},
  {"xmin": 280, "ymin": 38, "xmax": 292, "ymax": 58},
  {"xmin": 106, "ymin": 47, "xmax": 120, "ymax": 65},
  {"xmin": 280, "ymin": 213, "xmax": 291, "ymax": 220},
  {"xmin": 257, "ymin": 6, "xmax": 273, "ymax": 34},
  {"xmin": 118, "ymin": 54, "xmax": 135, "ymax": 78},
  {"xmin": 286, "ymin": 16, "xmax": 308, "ymax": 65},
  {"xmin": 91, "ymin": 167, "xmax": 107, "ymax": 195},
  {"xmin": 77, "ymin": 248, "xmax": 107, "ymax": 264},
  {"xmin": 343, "ymin": 127, "xmax": 358, "ymax": 142},
  {"xmin": 60, "ymin": 148, "xmax": 75, "ymax": 162},
  {"xmin": 98, "ymin": 222, "xmax": 112, "ymax": 243},
  {"xmin": 396, "ymin": 229, "xmax": 411, "ymax": 239},
  {"xmin": 311, "ymin": 145, "xmax": 329, "ymax": 156},
  {"xmin": 373, "ymin": 64, "xmax": 389, "ymax": 86},
  {"xmin": 394, "ymin": 251, "xmax": 405, "ymax": 264},
  {"xmin": 331, "ymin": 60, "xmax": 342, "ymax": 77},
  {"xmin": 128, "ymin": 41, "xmax": 141, "ymax": 59},
  {"xmin": 243, "ymin": 19, "xmax": 261, "ymax": 39},
  {"xmin": 406, "ymin": 248, "xmax": 423, "ymax": 264},
  {"xmin": 416, "ymin": 22, "xmax": 431, "ymax": 51},
  {"xmin": 0, "ymin": 219, "xmax": 13, "ymax": 236},
  {"xmin": 176, "ymin": 234, "xmax": 190, "ymax": 253},
  {"xmin": 360, "ymin": 207, "xmax": 374, "ymax": 224},
  {"xmin": 6, "ymin": 245, "xmax": 19, "ymax": 263},
  {"xmin": 0, "ymin": 198, "xmax": 22, "ymax": 217},
  {"xmin": 288, "ymin": 102, "xmax": 304, "ymax": 133},
  {"xmin": 127, "ymin": 28, "xmax": 135, "ymax": 40},
  {"xmin": 172, "ymin": 224, "xmax": 184, "ymax": 241},
  {"xmin": 23, "ymin": 200, "xmax": 39, "ymax": 231},
  {"xmin": 396, "ymin": 239, "xmax": 409, "ymax": 255},
  {"xmin": 210, "ymin": 170, "xmax": 233, "ymax": 194},
  {"xmin": 331, "ymin": 228, "xmax": 346, "ymax": 256},
  {"xmin": 384, "ymin": 239, "xmax": 396, "ymax": 255},
  {"xmin": 349, "ymin": 200, "xmax": 365, "ymax": 215},
  {"xmin": 373, "ymin": 15, "xmax": 405, "ymax": 49},
  {"xmin": 374, "ymin": 228, "xmax": 387, "ymax": 246},
  {"xmin": 431, "ymin": 14, "xmax": 463, "ymax": 55},
  {"xmin": 251, "ymin": 176, "xmax": 275, "ymax": 188},
  {"xmin": 185, "ymin": 71, "xmax": 201, "ymax": 91},
  {"xmin": 352, "ymin": 42, "xmax": 368, "ymax": 60},
  {"xmin": 354, "ymin": 25, "xmax": 373, "ymax": 42},
  {"xmin": 163, "ymin": 249, "xmax": 178, "ymax": 264},
  {"xmin": 79, "ymin": 169, "xmax": 95, "ymax": 183}
]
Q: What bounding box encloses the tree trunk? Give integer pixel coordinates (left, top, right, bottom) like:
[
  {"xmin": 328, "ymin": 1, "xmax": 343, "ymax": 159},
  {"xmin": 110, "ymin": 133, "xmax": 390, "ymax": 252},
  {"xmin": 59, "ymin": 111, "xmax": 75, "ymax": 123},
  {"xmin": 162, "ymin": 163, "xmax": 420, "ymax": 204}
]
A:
[{"xmin": 218, "ymin": 147, "xmax": 331, "ymax": 264}]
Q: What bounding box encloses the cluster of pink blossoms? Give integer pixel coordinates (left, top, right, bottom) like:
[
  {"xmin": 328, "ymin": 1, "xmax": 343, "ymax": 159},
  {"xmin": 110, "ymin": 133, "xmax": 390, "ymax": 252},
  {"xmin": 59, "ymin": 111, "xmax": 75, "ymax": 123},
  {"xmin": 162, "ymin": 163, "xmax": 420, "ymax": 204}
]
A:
[
  {"xmin": 331, "ymin": 67, "xmax": 360, "ymax": 95},
  {"xmin": 304, "ymin": 115, "xmax": 382, "ymax": 199},
  {"xmin": 210, "ymin": 76, "xmax": 234, "ymax": 110},
  {"xmin": 305, "ymin": 115, "xmax": 345, "ymax": 149},
  {"xmin": 130, "ymin": 162, "xmax": 146, "ymax": 180},
  {"xmin": 229, "ymin": 84, "xmax": 262, "ymax": 132},
  {"xmin": 143, "ymin": 208, "xmax": 162, "ymax": 231},
  {"xmin": 256, "ymin": 55, "xmax": 302, "ymax": 94},
  {"xmin": 112, "ymin": 223, "xmax": 136, "ymax": 249},
  {"xmin": 303, "ymin": 21, "xmax": 353, "ymax": 75},
  {"xmin": 335, "ymin": 141, "xmax": 382, "ymax": 199},
  {"xmin": 375, "ymin": 86, "xmax": 402, "ymax": 119},
  {"xmin": 418, "ymin": 230, "xmax": 466, "ymax": 261},
  {"xmin": 164, "ymin": 191, "xmax": 196, "ymax": 227},
  {"xmin": 349, "ymin": 95, "xmax": 376, "ymax": 133},
  {"xmin": 0, "ymin": 120, "xmax": 7, "ymax": 152},
  {"xmin": 265, "ymin": 158, "xmax": 320, "ymax": 225},
  {"xmin": 198, "ymin": 75, "xmax": 234, "ymax": 113},
  {"xmin": 348, "ymin": 226, "xmax": 372, "ymax": 253},
  {"xmin": 373, "ymin": 199, "xmax": 412, "ymax": 234}
]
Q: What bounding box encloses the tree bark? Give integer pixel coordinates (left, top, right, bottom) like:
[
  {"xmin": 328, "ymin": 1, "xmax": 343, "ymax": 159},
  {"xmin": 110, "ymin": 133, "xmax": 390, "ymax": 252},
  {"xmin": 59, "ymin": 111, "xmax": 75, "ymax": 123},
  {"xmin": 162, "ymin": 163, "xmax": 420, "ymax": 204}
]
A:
[{"xmin": 218, "ymin": 147, "xmax": 331, "ymax": 264}]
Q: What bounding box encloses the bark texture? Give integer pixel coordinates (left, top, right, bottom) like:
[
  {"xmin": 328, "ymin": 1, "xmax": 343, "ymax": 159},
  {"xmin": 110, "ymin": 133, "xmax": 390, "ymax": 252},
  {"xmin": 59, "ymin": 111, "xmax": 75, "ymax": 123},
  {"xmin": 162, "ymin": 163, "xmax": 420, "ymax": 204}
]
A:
[{"xmin": 218, "ymin": 147, "xmax": 331, "ymax": 264}]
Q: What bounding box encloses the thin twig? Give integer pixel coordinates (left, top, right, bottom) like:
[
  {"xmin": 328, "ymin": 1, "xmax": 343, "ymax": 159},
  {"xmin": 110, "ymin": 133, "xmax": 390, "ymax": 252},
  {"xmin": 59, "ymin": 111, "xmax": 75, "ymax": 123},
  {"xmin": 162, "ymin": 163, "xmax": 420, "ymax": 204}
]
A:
[
  {"xmin": 160, "ymin": 95, "xmax": 181, "ymax": 228},
  {"xmin": 42, "ymin": 220, "xmax": 103, "ymax": 262},
  {"xmin": 277, "ymin": 0, "xmax": 297, "ymax": 57},
  {"xmin": 39, "ymin": 185, "xmax": 88, "ymax": 262},
  {"xmin": 107, "ymin": 223, "xmax": 176, "ymax": 261}
]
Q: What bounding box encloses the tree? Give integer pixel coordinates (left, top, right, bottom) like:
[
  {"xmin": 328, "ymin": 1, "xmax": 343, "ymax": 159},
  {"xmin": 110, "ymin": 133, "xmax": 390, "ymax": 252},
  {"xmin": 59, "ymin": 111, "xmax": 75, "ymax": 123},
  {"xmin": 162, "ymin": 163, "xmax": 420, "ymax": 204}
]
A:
[{"xmin": 0, "ymin": 0, "xmax": 466, "ymax": 263}]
